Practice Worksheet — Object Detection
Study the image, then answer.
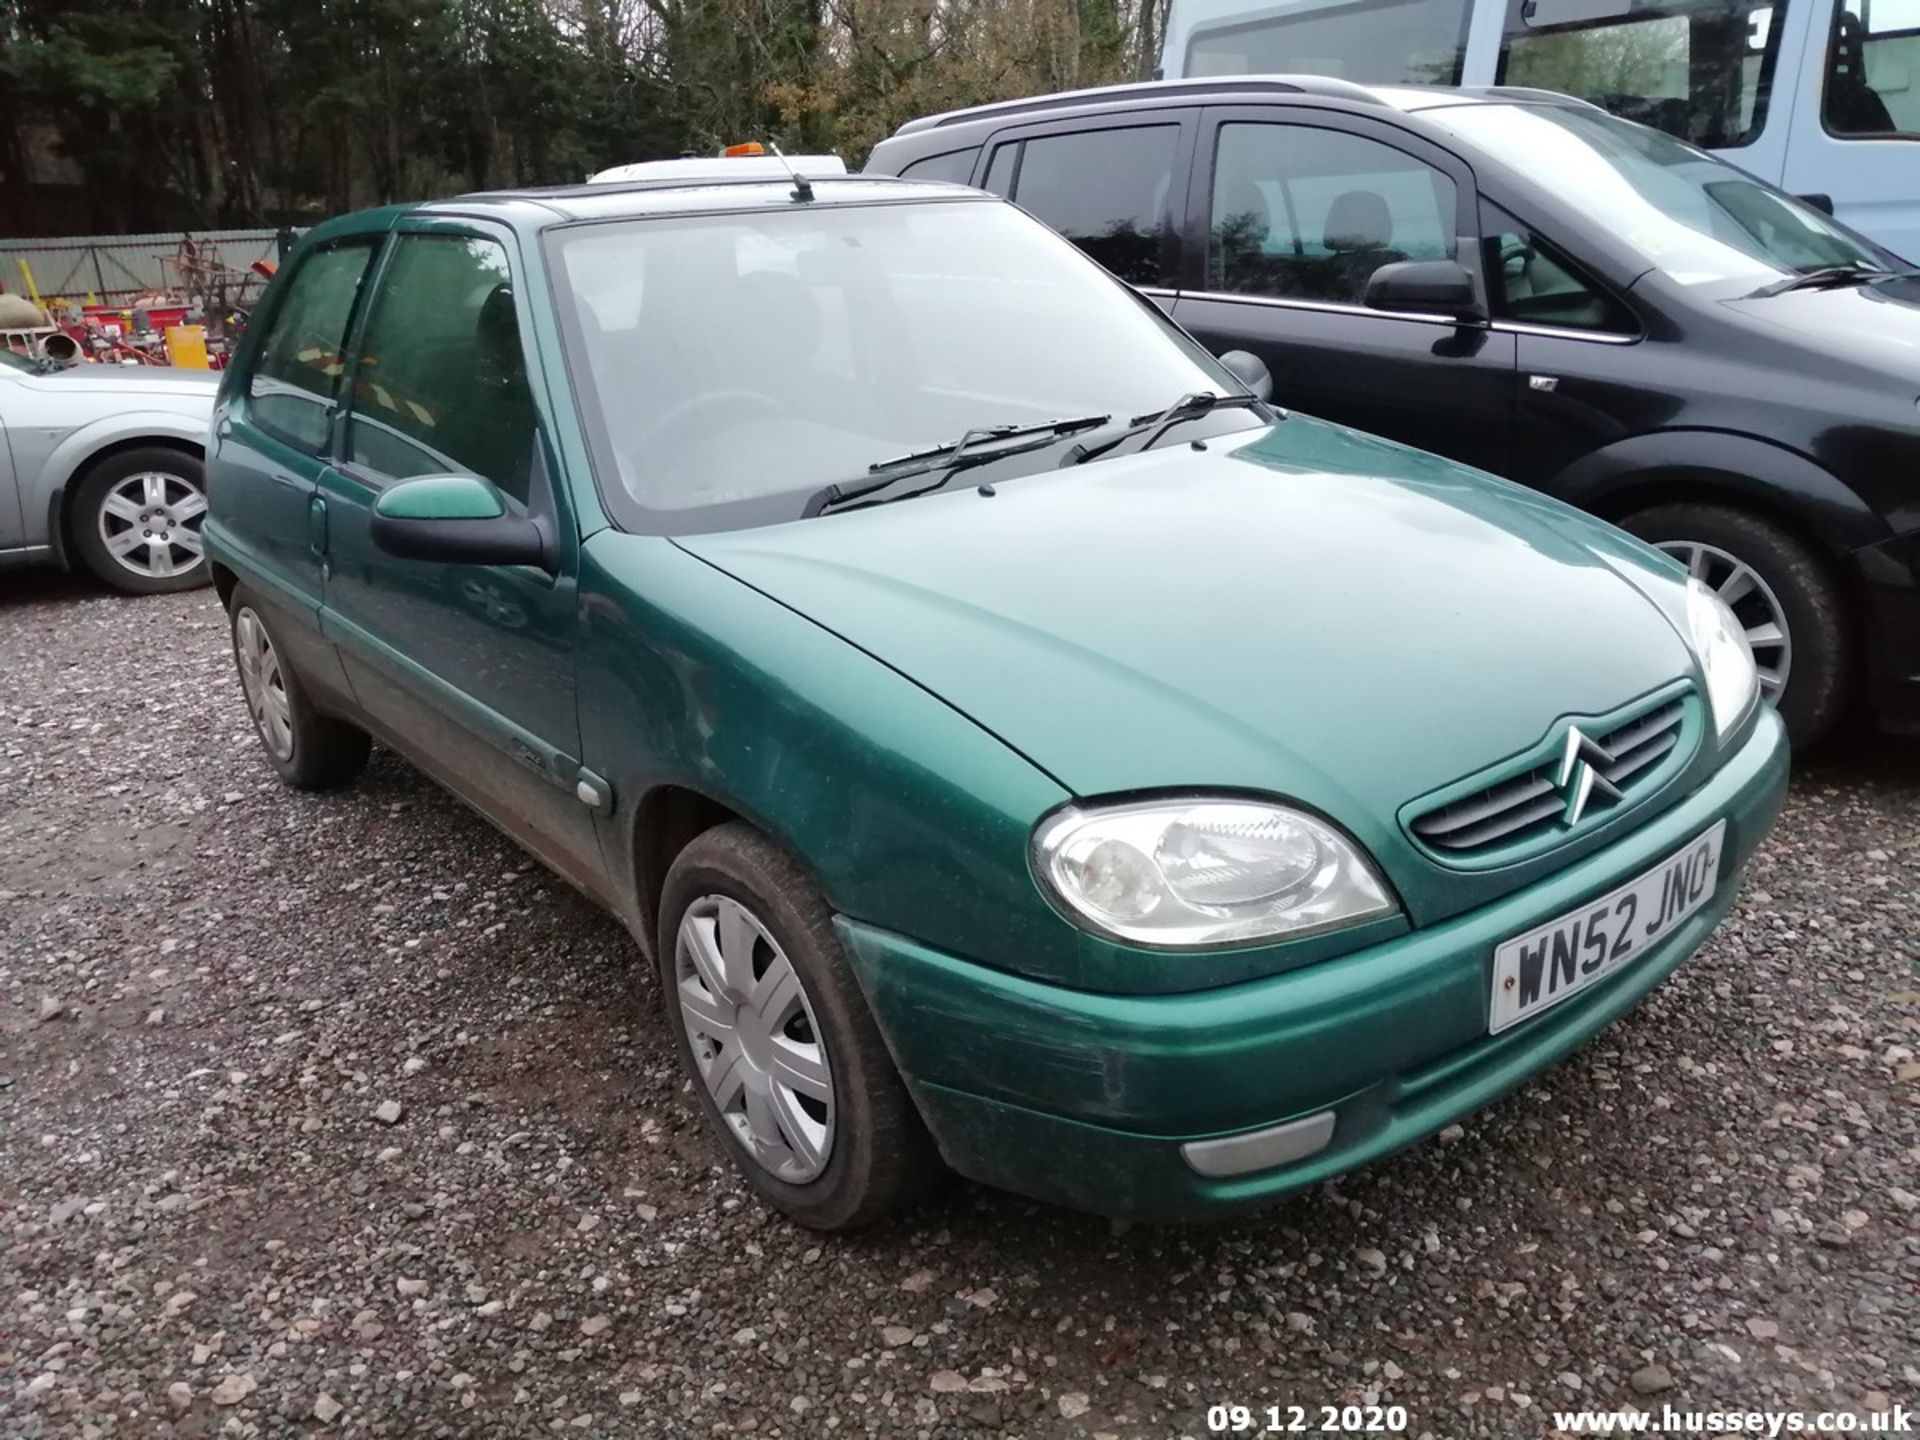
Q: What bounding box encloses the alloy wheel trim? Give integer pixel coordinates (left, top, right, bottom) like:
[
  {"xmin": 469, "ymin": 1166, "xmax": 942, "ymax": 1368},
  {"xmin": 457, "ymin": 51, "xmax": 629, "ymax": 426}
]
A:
[
  {"xmin": 97, "ymin": 470, "xmax": 208, "ymax": 579},
  {"xmin": 673, "ymin": 893, "xmax": 836, "ymax": 1184},
  {"xmin": 1656, "ymin": 539, "xmax": 1792, "ymax": 702},
  {"xmin": 234, "ymin": 607, "xmax": 295, "ymax": 762}
]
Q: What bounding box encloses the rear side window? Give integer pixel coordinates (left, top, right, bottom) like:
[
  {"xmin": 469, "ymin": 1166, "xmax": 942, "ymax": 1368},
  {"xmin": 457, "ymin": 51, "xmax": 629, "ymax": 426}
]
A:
[
  {"xmin": 344, "ymin": 234, "xmax": 538, "ymax": 506},
  {"xmin": 898, "ymin": 147, "xmax": 980, "ymax": 183},
  {"xmin": 986, "ymin": 126, "xmax": 1180, "ymax": 286},
  {"xmin": 248, "ymin": 243, "xmax": 376, "ymax": 454},
  {"xmin": 1208, "ymin": 123, "xmax": 1457, "ymax": 305},
  {"xmin": 1499, "ymin": 0, "xmax": 1782, "ymax": 148}
]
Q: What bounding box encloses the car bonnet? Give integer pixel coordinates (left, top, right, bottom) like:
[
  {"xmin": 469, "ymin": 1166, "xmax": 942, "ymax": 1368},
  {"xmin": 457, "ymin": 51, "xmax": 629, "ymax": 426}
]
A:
[{"xmin": 676, "ymin": 417, "xmax": 1696, "ymax": 869}]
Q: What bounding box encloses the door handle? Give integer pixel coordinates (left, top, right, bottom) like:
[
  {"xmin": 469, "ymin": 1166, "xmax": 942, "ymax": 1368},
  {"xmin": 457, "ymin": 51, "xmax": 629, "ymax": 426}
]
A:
[{"xmin": 307, "ymin": 494, "xmax": 329, "ymax": 557}]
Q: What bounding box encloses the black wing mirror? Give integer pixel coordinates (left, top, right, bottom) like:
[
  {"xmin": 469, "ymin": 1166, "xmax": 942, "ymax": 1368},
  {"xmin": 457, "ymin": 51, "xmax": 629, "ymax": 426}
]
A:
[
  {"xmin": 1216, "ymin": 349, "xmax": 1273, "ymax": 403},
  {"xmin": 1364, "ymin": 260, "xmax": 1486, "ymax": 324},
  {"xmin": 369, "ymin": 474, "xmax": 552, "ymax": 570}
]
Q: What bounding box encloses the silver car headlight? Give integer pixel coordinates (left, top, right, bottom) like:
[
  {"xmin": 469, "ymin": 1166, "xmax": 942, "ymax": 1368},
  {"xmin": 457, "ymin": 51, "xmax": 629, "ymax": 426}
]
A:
[
  {"xmin": 1685, "ymin": 577, "xmax": 1759, "ymax": 737},
  {"xmin": 1033, "ymin": 797, "xmax": 1396, "ymax": 949}
]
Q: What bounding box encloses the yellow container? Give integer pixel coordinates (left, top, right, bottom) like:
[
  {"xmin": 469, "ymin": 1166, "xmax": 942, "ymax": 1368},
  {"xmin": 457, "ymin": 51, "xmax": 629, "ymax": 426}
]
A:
[{"xmin": 164, "ymin": 324, "xmax": 211, "ymax": 369}]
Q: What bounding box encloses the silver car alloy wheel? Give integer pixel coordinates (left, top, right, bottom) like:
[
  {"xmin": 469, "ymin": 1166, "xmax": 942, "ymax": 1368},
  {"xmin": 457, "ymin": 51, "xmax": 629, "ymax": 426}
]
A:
[
  {"xmin": 98, "ymin": 470, "xmax": 207, "ymax": 580},
  {"xmin": 234, "ymin": 607, "xmax": 295, "ymax": 762},
  {"xmin": 1657, "ymin": 539, "xmax": 1792, "ymax": 703},
  {"xmin": 673, "ymin": 894, "xmax": 836, "ymax": 1184}
]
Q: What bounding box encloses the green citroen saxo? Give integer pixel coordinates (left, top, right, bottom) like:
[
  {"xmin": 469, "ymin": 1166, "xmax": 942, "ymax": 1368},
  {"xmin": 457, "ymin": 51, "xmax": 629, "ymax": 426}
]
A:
[{"xmin": 204, "ymin": 158, "xmax": 1787, "ymax": 1230}]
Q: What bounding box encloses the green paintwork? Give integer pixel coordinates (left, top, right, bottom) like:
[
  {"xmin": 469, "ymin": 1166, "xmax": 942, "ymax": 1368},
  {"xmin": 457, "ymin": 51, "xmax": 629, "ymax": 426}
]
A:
[
  {"xmin": 373, "ymin": 473, "xmax": 506, "ymax": 521},
  {"xmin": 203, "ymin": 178, "xmax": 1791, "ymax": 1219}
]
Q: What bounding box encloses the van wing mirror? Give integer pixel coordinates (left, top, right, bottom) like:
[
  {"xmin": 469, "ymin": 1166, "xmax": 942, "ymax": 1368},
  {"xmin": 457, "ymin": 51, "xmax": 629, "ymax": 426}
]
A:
[{"xmin": 1364, "ymin": 260, "xmax": 1485, "ymax": 323}]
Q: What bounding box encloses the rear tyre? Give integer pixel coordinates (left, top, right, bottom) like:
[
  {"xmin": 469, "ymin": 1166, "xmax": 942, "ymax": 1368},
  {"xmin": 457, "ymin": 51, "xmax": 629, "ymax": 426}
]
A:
[
  {"xmin": 657, "ymin": 822, "xmax": 944, "ymax": 1231},
  {"xmin": 228, "ymin": 586, "xmax": 370, "ymax": 790},
  {"xmin": 1620, "ymin": 502, "xmax": 1848, "ymax": 749},
  {"xmin": 69, "ymin": 446, "xmax": 211, "ymax": 594}
]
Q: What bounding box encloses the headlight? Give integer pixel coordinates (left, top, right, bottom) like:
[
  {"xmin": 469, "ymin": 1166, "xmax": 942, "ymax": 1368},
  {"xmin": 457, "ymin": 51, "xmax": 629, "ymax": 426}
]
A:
[
  {"xmin": 1685, "ymin": 577, "xmax": 1759, "ymax": 737},
  {"xmin": 1033, "ymin": 797, "xmax": 1396, "ymax": 949}
]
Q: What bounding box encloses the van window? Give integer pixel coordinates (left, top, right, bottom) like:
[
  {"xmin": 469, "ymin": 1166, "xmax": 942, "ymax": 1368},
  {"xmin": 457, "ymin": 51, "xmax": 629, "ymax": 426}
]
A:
[
  {"xmin": 1186, "ymin": 0, "xmax": 1474, "ymax": 84},
  {"xmin": 1824, "ymin": 0, "xmax": 1920, "ymax": 136},
  {"xmin": 991, "ymin": 126, "xmax": 1181, "ymax": 286},
  {"xmin": 1209, "ymin": 123, "xmax": 1458, "ymax": 305},
  {"xmin": 1499, "ymin": 0, "xmax": 1784, "ymax": 149},
  {"xmin": 248, "ymin": 243, "xmax": 376, "ymax": 454},
  {"xmin": 345, "ymin": 234, "xmax": 538, "ymax": 506}
]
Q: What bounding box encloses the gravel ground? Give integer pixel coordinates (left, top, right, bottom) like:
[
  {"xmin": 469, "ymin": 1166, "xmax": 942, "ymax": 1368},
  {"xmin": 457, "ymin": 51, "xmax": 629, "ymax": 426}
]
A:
[{"xmin": 2, "ymin": 574, "xmax": 1916, "ymax": 1440}]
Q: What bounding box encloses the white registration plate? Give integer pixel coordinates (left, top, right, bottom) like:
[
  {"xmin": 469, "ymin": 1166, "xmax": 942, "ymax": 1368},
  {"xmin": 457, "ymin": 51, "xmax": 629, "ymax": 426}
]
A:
[{"xmin": 1489, "ymin": 820, "xmax": 1726, "ymax": 1034}]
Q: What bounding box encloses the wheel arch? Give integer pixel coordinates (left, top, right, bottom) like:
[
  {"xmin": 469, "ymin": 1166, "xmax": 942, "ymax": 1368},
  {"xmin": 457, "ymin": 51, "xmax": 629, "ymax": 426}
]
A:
[
  {"xmin": 53, "ymin": 430, "xmax": 208, "ymax": 565},
  {"xmin": 626, "ymin": 782, "xmax": 749, "ymax": 964},
  {"xmin": 1550, "ymin": 430, "xmax": 1888, "ymax": 558}
]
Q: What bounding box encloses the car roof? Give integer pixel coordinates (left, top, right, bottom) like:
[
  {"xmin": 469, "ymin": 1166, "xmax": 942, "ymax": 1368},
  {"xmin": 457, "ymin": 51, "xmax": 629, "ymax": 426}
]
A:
[
  {"xmin": 885, "ymin": 76, "xmax": 1592, "ymax": 136},
  {"xmin": 300, "ymin": 175, "xmax": 976, "ymax": 245}
]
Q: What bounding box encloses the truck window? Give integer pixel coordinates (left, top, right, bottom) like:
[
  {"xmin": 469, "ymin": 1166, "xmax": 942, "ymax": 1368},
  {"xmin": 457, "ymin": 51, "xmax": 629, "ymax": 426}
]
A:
[
  {"xmin": 1824, "ymin": 0, "xmax": 1920, "ymax": 136},
  {"xmin": 1500, "ymin": 0, "xmax": 1783, "ymax": 148},
  {"xmin": 1186, "ymin": 0, "xmax": 1474, "ymax": 84}
]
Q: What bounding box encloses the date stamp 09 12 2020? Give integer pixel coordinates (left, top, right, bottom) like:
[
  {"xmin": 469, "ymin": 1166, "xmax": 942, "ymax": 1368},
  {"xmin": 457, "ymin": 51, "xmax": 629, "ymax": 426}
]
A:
[{"xmin": 1207, "ymin": 1403, "xmax": 1411, "ymax": 1434}]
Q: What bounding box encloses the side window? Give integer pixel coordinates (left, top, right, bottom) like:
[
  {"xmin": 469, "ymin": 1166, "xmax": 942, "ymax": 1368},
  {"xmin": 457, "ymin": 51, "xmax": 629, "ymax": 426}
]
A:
[
  {"xmin": 996, "ymin": 126, "xmax": 1180, "ymax": 286},
  {"xmin": 898, "ymin": 147, "xmax": 980, "ymax": 183},
  {"xmin": 248, "ymin": 243, "xmax": 375, "ymax": 454},
  {"xmin": 1825, "ymin": 0, "xmax": 1920, "ymax": 137},
  {"xmin": 345, "ymin": 234, "xmax": 537, "ymax": 506},
  {"xmin": 1208, "ymin": 123, "xmax": 1457, "ymax": 306},
  {"xmin": 1480, "ymin": 203, "xmax": 1637, "ymax": 334},
  {"xmin": 1499, "ymin": 0, "xmax": 1781, "ymax": 148}
]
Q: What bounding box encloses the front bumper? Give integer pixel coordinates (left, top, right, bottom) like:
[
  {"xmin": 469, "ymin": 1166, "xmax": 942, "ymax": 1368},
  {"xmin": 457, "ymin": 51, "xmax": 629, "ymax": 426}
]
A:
[{"xmin": 839, "ymin": 707, "xmax": 1789, "ymax": 1219}]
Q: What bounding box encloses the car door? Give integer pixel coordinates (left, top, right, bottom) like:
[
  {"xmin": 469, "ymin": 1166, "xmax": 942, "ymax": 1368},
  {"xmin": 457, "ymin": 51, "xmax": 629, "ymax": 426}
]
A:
[
  {"xmin": 0, "ymin": 370, "xmax": 26, "ymax": 558},
  {"xmin": 1171, "ymin": 107, "xmax": 1518, "ymax": 475},
  {"xmin": 1781, "ymin": 0, "xmax": 1920, "ymax": 260},
  {"xmin": 969, "ymin": 110, "xmax": 1199, "ymax": 315},
  {"xmin": 1475, "ymin": 200, "xmax": 1655, "ymax": 490},
  {"xmin": 313, "ymin": 218, "xmax": 605, "ymax": 895},
  {"xmin": 206, "ymin": 236, "xmax": 383, "ymax": 699}
]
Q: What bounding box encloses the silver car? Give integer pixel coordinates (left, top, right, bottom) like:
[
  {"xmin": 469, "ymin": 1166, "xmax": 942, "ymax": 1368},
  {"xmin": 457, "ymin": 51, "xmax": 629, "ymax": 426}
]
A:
[{"xmin": 0, "ymin": 350, "xmax": 218, "ymax": 593}]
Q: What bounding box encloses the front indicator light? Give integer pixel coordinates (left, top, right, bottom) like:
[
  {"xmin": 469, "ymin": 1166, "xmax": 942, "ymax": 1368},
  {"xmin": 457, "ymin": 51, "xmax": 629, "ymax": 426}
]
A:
[{"xmin": 1033, "ymin": 798, "xmax": 1396, "ymax": 949}]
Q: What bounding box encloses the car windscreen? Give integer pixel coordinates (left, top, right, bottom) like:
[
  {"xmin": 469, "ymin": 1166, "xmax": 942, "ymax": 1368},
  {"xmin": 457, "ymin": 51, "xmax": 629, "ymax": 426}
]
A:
[
  {"xmin": 0, "ymin": 349, "xmax": 34, "ymax": 372},
  {"xmin": 548, "ymin": 197, "xmax": 1248, "ymax": 534},
  {"xmin": 1433, "ymin": 103, "xmax": 1888, "ymax": 285}
]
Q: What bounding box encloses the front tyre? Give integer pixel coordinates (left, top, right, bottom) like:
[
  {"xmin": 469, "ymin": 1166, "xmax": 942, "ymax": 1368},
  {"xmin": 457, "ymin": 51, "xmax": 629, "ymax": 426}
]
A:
[
  {"xmin": 70, "ymin": 446, "xmax": 212, "ymax": 594},
  {"xmin": 1621, "ymin": 503, "xmax": 1848, "ymax": 749},
  {"xmin": 228, "ymin": 587, "xmax": 370, "ymax": 790},
  {"xmin": 658, "ymin": 822, "xmax": 943, "ymax": 1231}
]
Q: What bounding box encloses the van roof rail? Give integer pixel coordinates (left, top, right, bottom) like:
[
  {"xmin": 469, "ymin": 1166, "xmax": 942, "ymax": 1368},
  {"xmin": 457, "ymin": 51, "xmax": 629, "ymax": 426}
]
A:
[{"xmin": 894, "ymin": 75, "xmax": 1386, "ymax": 135}]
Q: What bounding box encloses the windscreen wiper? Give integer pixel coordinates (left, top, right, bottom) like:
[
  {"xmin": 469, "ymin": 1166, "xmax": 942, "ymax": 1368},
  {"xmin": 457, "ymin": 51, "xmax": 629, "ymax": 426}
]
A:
[
  {"xmin": 1747, "ymin": 263, "xmax": 1918, "ymax": 298},
  {"xmin": 802, "ymin": 414, "xmax": 1109, "ymax": 517},
  {"xmin": 1061, "ymin": 391, "xmax": 1270, "ymax": 468}
]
